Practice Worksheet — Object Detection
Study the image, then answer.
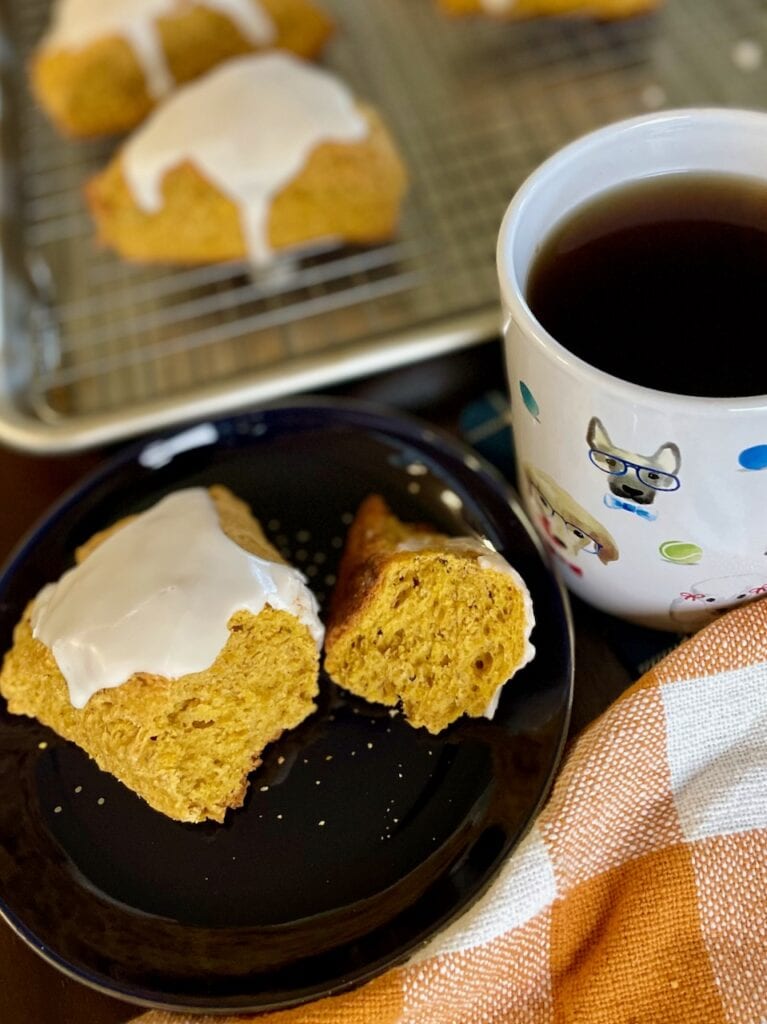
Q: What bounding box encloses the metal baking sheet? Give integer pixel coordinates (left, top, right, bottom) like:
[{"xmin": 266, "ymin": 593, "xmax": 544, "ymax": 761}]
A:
[{"xmin": 1, "ymin": 0, "xmax": 765, "ymax": 451}]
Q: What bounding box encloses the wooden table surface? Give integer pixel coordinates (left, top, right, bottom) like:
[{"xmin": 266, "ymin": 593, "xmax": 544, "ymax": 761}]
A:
[{"xmin": 0, "ymin": 347, "xmax": 634, "ymax": 1024}]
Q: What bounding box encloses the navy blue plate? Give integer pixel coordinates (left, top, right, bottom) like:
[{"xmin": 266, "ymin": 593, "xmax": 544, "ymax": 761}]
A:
[{"xmin": 0, "ymin": 399, "xmax": 572, "ymax": 1013}]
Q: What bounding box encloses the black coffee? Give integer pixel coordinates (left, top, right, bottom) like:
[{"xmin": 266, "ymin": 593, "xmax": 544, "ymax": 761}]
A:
[{"xmin": 526, "ymin": 173, "xmax": 767, "ymax": 397}]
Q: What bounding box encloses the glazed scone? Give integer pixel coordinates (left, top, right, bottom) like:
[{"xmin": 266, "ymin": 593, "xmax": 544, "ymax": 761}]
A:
[
  {"xmin": 437, "ymin": 0, "xmax": 660, "ymax": 18},
  {"xmin": 86, "ymin": 53, "xmax": 409, "ymax": 266},
  {"xmin": 324, "ymin": 496, "xmax": 535, "ymax": 734},
  {"xmin": 0, "ymin": 486, "xmax": 323, "ymax": 824},
  {"xmin": 31, "ymin": 0, "xmax": 334, "ymax": 138}
]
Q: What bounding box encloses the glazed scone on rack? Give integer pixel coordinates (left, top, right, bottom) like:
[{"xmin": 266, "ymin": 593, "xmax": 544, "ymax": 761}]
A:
[
  {"xmin": 0, "ymin": 486, "xmax": 323, "ymax": 824},
  {"xmin": 31, "ymin": 0, "xmax": 334, "ymax": 138},
  {"xmin": 86, "ymin": 53, "xmax": 409, "ymax": 267},
  {"xmin": 437, "ymin": 0, "xmax": 660, "ymax": 18},
  {"xmin": 324, "ymin": 495, "xmax": 535, "ymax": 735}
]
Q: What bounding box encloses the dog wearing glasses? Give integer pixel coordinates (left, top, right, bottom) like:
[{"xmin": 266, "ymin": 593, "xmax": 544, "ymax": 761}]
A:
[
  {"xmin": 587, "ymin": 417, "xmax": 681, "ymax": 507},
  {"xmin": 525, "ymin": 464, "xmax": 619, "ymax": 572}
]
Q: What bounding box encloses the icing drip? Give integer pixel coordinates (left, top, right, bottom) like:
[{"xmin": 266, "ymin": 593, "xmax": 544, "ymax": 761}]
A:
[
  {"xmin": 31, "ymin": 488, "xmax": 324, "ymax": 709},
  {"xmin": 126, "ymin": 12, "xmax": 174, "ymax": 98},
  {"xmin": 121, "ymin": 53, "xmax": 369, "ymax": 264},
  {"xmin": 44, "ymin": 0, "xmax": 276, "ymax": 99},
  {"xmin": 480, "ymin": 0, "xmax": 518, "ymax": 10},
  {"xmin": 396, "ymin": 535, "xmax": 520, "ymax": 577}
]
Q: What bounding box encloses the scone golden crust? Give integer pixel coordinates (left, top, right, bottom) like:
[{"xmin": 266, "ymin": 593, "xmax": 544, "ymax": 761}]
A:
[
  {"xmin": 324, "ymin": 495, "xmax": 535, "ymax": 734},
  {"xmin": 437, "ymin": 0, "xmax": 661, "ymax": 17},
  {"xmin": 0, "ymin": 486, "xmax": 320, "ymax": 824},
  {"xmin": 31, "ymin": 0, "xmax": 334, "ymax": 138},
  {"xmin": 86, "ymin": 105, "xmax": 408, "ymax": 265}
]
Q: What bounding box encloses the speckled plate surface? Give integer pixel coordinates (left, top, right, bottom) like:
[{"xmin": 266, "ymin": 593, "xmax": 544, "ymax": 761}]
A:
[{"xmin": 0, "ymin": 399, "xmax": 573, "ymax": 1013}]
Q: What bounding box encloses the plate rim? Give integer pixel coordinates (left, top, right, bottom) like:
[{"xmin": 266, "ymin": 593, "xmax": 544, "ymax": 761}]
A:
[{"xmin": 0, "ymin": 396, "xmax": 574, "ymax": 1013}]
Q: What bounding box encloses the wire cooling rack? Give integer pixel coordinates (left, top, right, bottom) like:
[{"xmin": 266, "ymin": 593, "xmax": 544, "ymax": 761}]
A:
[{"xmin": 1, "ymin": 0, "xmax": 766, "ymax": 450}]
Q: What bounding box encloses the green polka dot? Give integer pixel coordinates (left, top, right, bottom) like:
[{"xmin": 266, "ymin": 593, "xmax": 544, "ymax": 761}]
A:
[{"xmin": 659, "ymin": 541, "xmax": 703, "ymax": 565}]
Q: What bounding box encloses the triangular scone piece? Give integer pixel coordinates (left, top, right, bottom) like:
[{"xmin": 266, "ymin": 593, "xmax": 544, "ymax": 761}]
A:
[
  {"xmin": 324, "ymin": 495, "xmax": 535, "ymax": 734},
  {"xmin": 437, "ymin": 0, "xmax": 660, "ymax": 18},
  {"xmin": 31, "ymin": 0, "xmax": 334, "ymax": 138},
  {"xmin": 0, "ymin": 486, "xmax": 322, "ymax": 824},
  {"xmin": 86, "ymin": 53, "xmax": 408, "ymax": 266}
]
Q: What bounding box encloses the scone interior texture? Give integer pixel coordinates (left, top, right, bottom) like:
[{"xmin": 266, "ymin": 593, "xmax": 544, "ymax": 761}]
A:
[
  {"xmin": 86, "ymin": 53, "xmax": 409, "ymax": 266},
  {"xmin": 324, "ymin": 495, "xmax": 535, "ymax": 734},
  {"xmin": 31, "ymin": 0, "xmax": 334, "ymax": 137},
  {"xmin": 438, "ymin": 0, "xmax": 660, "ymax": 17},
  {"xmin": 0, "ymin": 486, "xmax": 323, "ymax": 824}
]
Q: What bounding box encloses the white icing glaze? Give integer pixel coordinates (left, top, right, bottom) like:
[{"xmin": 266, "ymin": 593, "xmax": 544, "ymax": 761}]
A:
[
  {"xmin": 395, "ymin": 534, "xmax": 536, "ymax": 718},
  {"xmin": 31, "ymin": 488, "xmax": 324, "ymax": 709},
  {"xmin": 139, "ymin": 422, "xmax": 218, "ymax": 468},
  {"xmin": 44, "ymin": 0, "xmax": 275, "ymax": 99},
  {"xmin": 396, "ymin": 535, "xmax": 518, "ymax": 576},
  {"xmin": 121, "ymin": 53, "xmax": 369, "ymax": 264},
  {"xmin": 480, "ymin": 0, "xmax": 518, "ymax": 11}
]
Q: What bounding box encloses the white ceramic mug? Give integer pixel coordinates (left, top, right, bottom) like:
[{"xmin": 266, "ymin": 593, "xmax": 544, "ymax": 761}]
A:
[{"xmin": 497, "ymin": 108, "xmax": 767, "ymax": 632}]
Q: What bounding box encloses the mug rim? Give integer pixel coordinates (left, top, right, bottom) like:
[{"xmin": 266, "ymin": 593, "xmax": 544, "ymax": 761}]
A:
[{"xmin": 497, "ymin": 106, "xmax": 767, "ymax": 410}]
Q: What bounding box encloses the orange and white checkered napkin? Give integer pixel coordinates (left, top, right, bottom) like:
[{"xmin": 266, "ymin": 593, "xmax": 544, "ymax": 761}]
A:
[{"xmin": 134, "ymin": 599, "xmax": 767, "ymax": 1024}]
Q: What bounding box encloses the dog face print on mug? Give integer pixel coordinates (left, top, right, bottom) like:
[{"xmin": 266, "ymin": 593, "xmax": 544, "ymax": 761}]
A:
[
  {"xmin": 587, "ymin": 417, "xmax": 681, "ymax": 516},
  {"xmin": 524, "ymin": 463, "xmax": 619, "ymax": 576}
]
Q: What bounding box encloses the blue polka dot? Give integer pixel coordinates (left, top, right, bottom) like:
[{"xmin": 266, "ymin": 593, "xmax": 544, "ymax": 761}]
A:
[{"xmin": 739, "ymin": 445, "xmax": 767, "ymax": 471}]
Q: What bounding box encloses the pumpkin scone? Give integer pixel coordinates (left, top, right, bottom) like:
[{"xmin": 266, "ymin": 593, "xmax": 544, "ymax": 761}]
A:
[
  {"xmin": 0, "ymin": 486, "xmax": 323, "ymax": 823},
  {"xmin": 86, "ymin": 53, "xmax": 408, "ymax": 266},
  {"xmin": 324, "ymin": 495, "xmax": 535, "ymax": 734},
  {"xmin": 437, "ymin": 0, "xmax": 661, "ymax": 19},
  {"xmin": 31, "ymin": 0, "xmax": 334, "ymax": 137}
]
